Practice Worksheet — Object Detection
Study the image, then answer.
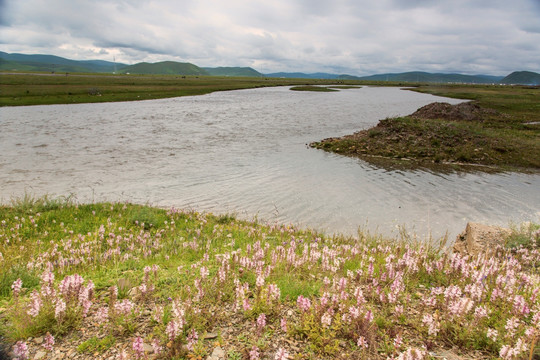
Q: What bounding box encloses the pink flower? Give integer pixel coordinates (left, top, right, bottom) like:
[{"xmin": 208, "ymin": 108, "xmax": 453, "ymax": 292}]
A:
[
  {"xmin": 357, "ymin": 336, "xmax": 368, "ymax": 348},
  {"xmin": 166, "ymin": 320, "xmax": 181, "ymax": 341},
  {"xmin": 133, "ymin": 337, "xmax": 144, "ymax": 359},
  {"xmin": 13, "ymin": 341, "xmax": 29, "ymax": 360},
  {"xmin": 257, "ymin": 313, "xmax": 267, "ymax": 331},
  {"xmin": 11, "ymin": 278, "xmax": 23, "ymax": 297},
  {"xmin": 275, "ymin": 347, "xmax": 289, "ymax": 360},
  {"xmin": 43, "ymin": 332, "xmax": 55, "ymax": 351},
  {"xmin": 296, "ymin": 295, "xmax": 311, "ymax": 312},
  {"xmin": 486, "ymin": 328, "xmax": 498, "ymax": 341},
  {"xmin": 280, "ymin": 317, "xmax": 287, "ymax": 332},
  {"xmin": 27, "ymin": 290, "xmax": 42, "ymax": 317},
  {"xmin": 321, "ymin": 312, "xmax": 332, "ymax": 328},
  {"xmin": 55, "ymin": 298, "xmax": 66, "ymax": 320},
  {"xmin": 249, "ymin": 346, "xmax": 260, "ymax": 360},
  {"xmin": 151, "ymin": 339, "xmax": 163, "ymax": 355}
]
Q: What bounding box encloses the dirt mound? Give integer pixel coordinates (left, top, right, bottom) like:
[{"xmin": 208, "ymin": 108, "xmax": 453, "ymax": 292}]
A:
[{"xmin": 411, "ymin": 102, "xmax": 499, "ymax": 121}]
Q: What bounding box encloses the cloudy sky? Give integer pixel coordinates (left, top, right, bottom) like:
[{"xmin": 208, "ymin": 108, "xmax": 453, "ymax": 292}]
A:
[{"xmin": 1, "ymin": 0, "xmax": 539, "ymax": 75}]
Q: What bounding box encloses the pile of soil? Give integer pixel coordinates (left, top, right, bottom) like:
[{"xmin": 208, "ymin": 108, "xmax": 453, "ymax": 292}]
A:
[{"xmin": 410, "ymin": 102, "xmax": 499, "ymax": 121}]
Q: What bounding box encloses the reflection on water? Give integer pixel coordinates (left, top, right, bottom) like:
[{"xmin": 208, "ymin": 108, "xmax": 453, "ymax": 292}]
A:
[{"xmin": 1, "ymin": 86, "xmax": 539, "ymax": 240}]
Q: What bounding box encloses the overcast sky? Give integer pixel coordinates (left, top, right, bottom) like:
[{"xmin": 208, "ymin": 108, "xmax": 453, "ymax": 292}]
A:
[{"xmin": 1, "ymin": 0, "xmax": 539, "ymax": 75}]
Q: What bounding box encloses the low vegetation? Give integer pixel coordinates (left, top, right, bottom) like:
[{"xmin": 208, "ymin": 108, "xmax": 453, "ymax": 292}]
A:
[
  {"xmin": 0, "ymin": 73, "xmax": 362, "ymax": 106},
  {"xmin": 1, "ymin": 196, "xmax": 539, "ymax": 359},
  {"xmin": 311, "ymin": 85, "xmax": 540, "ymax": 171},
  {"xmin": 289, "ymin": 86, "xmax": 339, "ymax": 92}
]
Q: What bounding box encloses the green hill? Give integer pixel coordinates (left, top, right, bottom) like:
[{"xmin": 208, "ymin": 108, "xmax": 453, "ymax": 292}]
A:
[
  {"xmin": 204, "ymin": 67, "xmax": 262, "ymax": 77},
  {"xmin": 119, "ymin": 61, "xmax": 209, "ymax": 75},
  {"xmin": 0, "ymin": 51, "xmax": 123, "ymax": 73},
  {"xmin": 500, "ymin": 71, "xmax": 540, "ymax": 85},
  {"xmin": 355, "ymin": 71, "xmax": 503, "ymax": 84}
]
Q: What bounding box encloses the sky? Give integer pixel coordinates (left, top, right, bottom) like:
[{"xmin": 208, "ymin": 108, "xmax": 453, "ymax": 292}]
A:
[{"xmin": 1, "ymin": 0, "xmax": 539, "ymax": 76}]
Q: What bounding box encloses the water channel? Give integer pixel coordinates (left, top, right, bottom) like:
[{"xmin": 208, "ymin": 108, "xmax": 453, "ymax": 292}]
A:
[{"xmin": 1, "ymin": 86, "xmax": 539, "ymax": 240}]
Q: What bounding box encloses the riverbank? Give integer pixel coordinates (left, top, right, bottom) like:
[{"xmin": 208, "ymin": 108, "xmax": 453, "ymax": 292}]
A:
[
  {"xmin": 1, "ymin": 199, "xmax": 538, "ymax": 359},
  {"xmin": 0, "ymin": 72, "xmax": 362, "ymax": 106},
  {"xmin": 311, "ymin": 85, "xmax": 540, "ymax": 171}
]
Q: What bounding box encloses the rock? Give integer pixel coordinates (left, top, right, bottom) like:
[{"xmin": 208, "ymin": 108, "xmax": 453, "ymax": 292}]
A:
[
  {"xmin": 34, "ymin": 336, "xmax": 44, "ymax": 344},
  {"xmin": 143, "ymin": 343, "xmax": 154, "ymax": 353},
  {"xmin": 207, "ymin": 346, "xmax": 225, "ymax": 360},
  {"xmin": 204, "ymin": 332, "xmax": 218, "ymax": 339},
  {"xmin": 34, "ymin": 350, "xmax": 47, "ymax": 360},
  {"xmin": 454, "ymin": 222, "xmax": 511, "ymax": 256}
]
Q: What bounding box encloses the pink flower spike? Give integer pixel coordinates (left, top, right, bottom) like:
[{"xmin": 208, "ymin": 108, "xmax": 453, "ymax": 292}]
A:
[
  {"xmin": 13, "ymin": 341, "xmax": 29, "ymax": 360},
  {"xmin": 43, "ymin": 332, "xmax": 55, "ymax": 351},
  {"xmin": 275, "ymin": 347, "xmax": 289, "ymax": 360},
  {"xmin": 132, "ymin": 336, "xmax": 144, "ymax": 359}
]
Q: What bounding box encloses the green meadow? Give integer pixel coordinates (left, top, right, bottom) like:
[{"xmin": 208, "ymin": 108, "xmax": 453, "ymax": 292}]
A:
[{"xmin": 0, "ymin": 197, "xmax": 538, "ymax": 359}]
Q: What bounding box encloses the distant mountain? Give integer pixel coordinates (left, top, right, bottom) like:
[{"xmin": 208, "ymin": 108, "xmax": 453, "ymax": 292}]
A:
[
  {"xmin": 119, "ymin": 61, "xmax": 209, "ymax": 75},
  {"xmin": 0, "ymin": 51, "xmax": 124, "ymax": 73},
  {"xmin": 354, "ymin": 71, "xmax": 504, "ymax": 84},
  {"xmin": 265, "ymin": 72, "xmax": 341, "ymax": 79},
  {"xmin": 500, "ymin": 71, "xmax": 540, "ymax": 85},
  {"xmin": 204, "ymin": 67, "xmax": 262, "ymax": 77}
]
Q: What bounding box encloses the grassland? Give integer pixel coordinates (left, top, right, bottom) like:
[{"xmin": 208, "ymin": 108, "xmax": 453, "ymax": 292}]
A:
[
  {"xmin": 0, "ymin": 72, "xmax": 364, "ymax": 107},
  {"xmin": 311, "ymin": 85, "xmax": 540, "ymax": 171},
  {"xmin": 0, "ymin": 197, "xmax": 538, "ymax": 359}
]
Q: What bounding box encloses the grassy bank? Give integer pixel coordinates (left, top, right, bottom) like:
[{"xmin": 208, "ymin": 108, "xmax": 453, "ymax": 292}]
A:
[
  {"xmin": 1, "ymin": 198, "xmax": 539, "ymax": 359},
  {"xmin": 311, "ymin": 85, "xmax": 540, "ymax": 171},
  {"xmin": 0, "ymin": 73, "xmax": 363, "ymax": 106}
]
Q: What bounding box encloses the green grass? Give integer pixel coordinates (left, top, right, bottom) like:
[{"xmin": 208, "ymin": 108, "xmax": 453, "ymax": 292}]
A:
[
  {"xmin": 1, "ymin": 198, "xmax": 538, "ymax": 359},
  {"xmin": 289, "ymin": 85, "xmax": 339, "ymax": 92},
  {"xmin": 0, "ymin": 73, "xmax": 364, "ymax": 106},
  {"xmin": 311, "ymin": 84, "xmax": 540, "ymax": 171}
]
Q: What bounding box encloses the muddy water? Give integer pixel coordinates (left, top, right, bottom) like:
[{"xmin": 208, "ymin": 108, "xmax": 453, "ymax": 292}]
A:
[{"xmin": 1, "ymin": 86, "xmax": 539, "ymax": 239}]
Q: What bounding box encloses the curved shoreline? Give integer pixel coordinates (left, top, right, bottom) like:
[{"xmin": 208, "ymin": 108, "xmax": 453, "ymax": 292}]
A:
[{"xmin": 310, "ymin": 85, "xmax": 540, "ymax": 172}]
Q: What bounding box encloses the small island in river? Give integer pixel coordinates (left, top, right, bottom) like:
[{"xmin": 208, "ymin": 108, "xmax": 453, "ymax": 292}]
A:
[{"xmin": 310, "ymin": 85, "xmax": 540, "ymax": 172}]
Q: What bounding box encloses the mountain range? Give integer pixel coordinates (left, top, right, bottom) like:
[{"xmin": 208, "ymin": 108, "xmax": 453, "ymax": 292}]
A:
[{"xmin": 1, "ymin": 51, "xmax": 538, "ymax": 85}]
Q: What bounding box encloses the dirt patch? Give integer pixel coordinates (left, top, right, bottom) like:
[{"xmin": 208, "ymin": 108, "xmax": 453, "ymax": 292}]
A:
[{"xmin": 410, "ymin": 102, "xmax": 499, "ymax": 121}]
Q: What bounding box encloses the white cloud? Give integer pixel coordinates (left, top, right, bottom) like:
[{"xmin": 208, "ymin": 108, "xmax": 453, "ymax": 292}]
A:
[{"xmin": 1, "ymin": 0, "xmax": 539, "ymax": 75}]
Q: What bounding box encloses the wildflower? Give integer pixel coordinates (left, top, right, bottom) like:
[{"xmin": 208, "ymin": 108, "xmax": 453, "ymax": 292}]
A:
[
  {"xmin": 186, "ymin": 329, "xmax": 198, "ymax": 351},
  {"xmin": 357, "ymin": 336, "xmax": 368, "ymax": 348},
  {"xmin": 43, "ymin": 332, "xmax": 55, "ymax": 351},
  {"xmin": 364, "ymin": 310, "xmax": 374, "ymax": 323},
  {"xmin": 249, "ymin": 346, "xmax": 260, "ymax": 360},
  {"xmin": 321, "ymin": 312, "xmax": 332, "ymax": 328},
  {"xmin": 27, "ymin": 290, "xmax": 42, "ymax": 317},
  {"xmin": 96, "ymin": 306, "xmax": 109, "ymax": 323},
  {"xmin": 422, "ymin": 314, "xmax": 440, "ymax": 336},
  {"xmin": 256, "ymin": 274, "xmax": 265, "ymax": 288},
  {"xmin": 396, "ymin": 347, "xmax": 427, "ymax": 360},
  {"xmin": 297, "ymin": 295, "xmax": 311, "ymax": 312},
  {"xmin": 11, "ymin": 278, "xmax": 23, "ymax": 297},
  {"xmin": 200, "ymin": 266, "xmax": 209, "ymax": 279},
  {"xmin": 483, "ymin": 327, "xmax": 498, "ymax": 342},
  {"xmin": 394, "ymin": 334, "xmax": 403, "ymax": 349},
  {"xmin": 114, "ymin": 299, "xmax": 135, "ymax": 316},
  {"xmin": 243, "ymin": 297, "xmax": 252, "ymax": 311},
  {"xmin": 257, "ymin": 313, "xmax": 267, "ymax": 331},
  {"xmin": 275, "ymin": 347, "xmax": 289, "ymax": 360},
  {"xmin": 55, "ymin": 298, "xmax": 66, "ymax": 320},
  {"xmin": 474, "ymin": 305, "xmax": 489, "ymax": 320},
  {"xmin": 505, "ymin": 317, "xmax": 520, "ymax": 337},
  {"xmin": 133, "ymin": 336, "xmax": 144, "ymax": 359},
  {"xmin": 13, "ymin": 341, "xmax": 29, "ymax": 360},
  {"xmin": 151, "ymin": 339, "xmax": 163, "ymax": 355},
  {"xmin": 280, "ymin": 317, "xmax": 287, "ymax": 332},
  {"xmin": 166, "ymin": 319, "xmax": 181, "ymax": 341}
]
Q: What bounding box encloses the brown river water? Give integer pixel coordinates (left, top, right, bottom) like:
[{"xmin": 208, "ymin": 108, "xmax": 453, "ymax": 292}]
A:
[{"xmin": 1, "ymin": 86, "xmax": 539, "ymax": 240}]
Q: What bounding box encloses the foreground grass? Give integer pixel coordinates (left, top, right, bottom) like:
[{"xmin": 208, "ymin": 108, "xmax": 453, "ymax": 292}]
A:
[
  {"xmin": 1, "ymin": 197, "xmax": 538, "ymax": 359},
  {"xmin": 0, "ymin": 72, "xmax": 364, "ymax": 106},
  {"xmin": 311, "ymin": 85, "xmax": 540, "ymax": 171}
]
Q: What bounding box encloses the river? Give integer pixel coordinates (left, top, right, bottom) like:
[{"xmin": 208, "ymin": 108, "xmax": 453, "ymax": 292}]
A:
[{"xmin": 1, "ymin": 86, "xmax": 538, "ymax": 240}]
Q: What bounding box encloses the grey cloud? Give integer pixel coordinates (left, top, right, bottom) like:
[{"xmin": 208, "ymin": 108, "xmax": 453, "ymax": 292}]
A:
[{"xmin": 1, "ymin": 0, "xmax": 539, "ymax": 75}]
